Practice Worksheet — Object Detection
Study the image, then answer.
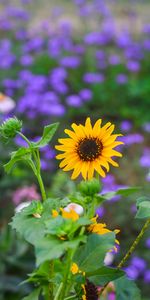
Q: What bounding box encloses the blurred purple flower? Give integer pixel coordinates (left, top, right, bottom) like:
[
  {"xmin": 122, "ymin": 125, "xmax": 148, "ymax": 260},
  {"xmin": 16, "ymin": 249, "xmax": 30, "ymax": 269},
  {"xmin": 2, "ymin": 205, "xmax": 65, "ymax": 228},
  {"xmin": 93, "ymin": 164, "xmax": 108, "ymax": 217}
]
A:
[
  {"xmin": 126, "ymin": 60, "xmax": 140, "ymax": 72},
  {"xmin": 109, "ymin": 54, "xmax": 121, "ymax": 65},
  {"xmin": 96, "ymin": 206, "xmax": 105, "ymax": 218},
  {"xmin": 66, "ymin": 95, "xmax": 82, "ymax": 107},
  {"xmin": 79, "ymin": 89, "xmax": 92, "ymax": 102},
  {"xmin": 20, "ymin": 54, "xmax": 33, "ymax": 66},
  {"xmin": 121, "ymin": 133, "xmax": 144, "ymax": 145},
  {"xmin": 120, "ymin": 120, "xmax": 132, "ymax": 132},
  {"xmin": 145, "ymin": 237, "xmax": 150, "ymax": 248},
  {"xmin": 139, "ymin": 148, "xmax": 150, "ymax": 168},
  {"xmin": 60, "ymin": 56, "xmax": 80, "ymax": 68},
  {"xmin": 144, "ymin": 270, "xmax": 150, "ymax": 283},
  {"xmin": 83, "ymin": 72, "xmax": 104, "ymax": 84},
  {"xmin": 125, "ymin": 266, "xmax": 139, "ymax": 280},
  {"xmin": 116, "ymin": 74, "xmax": 128, "ymax": 85},
  {"xmin": 131, "ymin": 256, "xmax": 146, "ymax": 273}
]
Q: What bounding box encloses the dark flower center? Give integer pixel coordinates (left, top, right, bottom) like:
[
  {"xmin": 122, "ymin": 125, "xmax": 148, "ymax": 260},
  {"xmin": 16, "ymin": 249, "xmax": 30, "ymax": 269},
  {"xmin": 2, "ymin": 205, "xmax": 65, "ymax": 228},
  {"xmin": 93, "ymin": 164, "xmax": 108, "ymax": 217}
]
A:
[
  {"xmin": 77, "ymin": 138, "xmax": 102, "ymax": 161},
  {"xmin": 83, "ymin": 280, "xmax": 98, "ymax": 300}
]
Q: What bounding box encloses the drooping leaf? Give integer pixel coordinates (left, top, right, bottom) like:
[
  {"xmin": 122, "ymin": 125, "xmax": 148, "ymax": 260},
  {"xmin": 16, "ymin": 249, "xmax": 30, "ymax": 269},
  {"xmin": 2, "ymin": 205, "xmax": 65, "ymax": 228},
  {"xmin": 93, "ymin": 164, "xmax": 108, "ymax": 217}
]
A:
[
  {"xmin": 114, "ymin": 276, "xmax": 141, "ymax": 300},
  {"xmin": 22, "ymin": 287, "xmax": 41, "ymax": 300},
  {"xmin": 4, "ymin": 147, "xmax": 32, "ymax": 173},
  {"xmin": 31, "ymin": 123, "xmax": 59, "ymax": 148},
  {"xmin": 88, "ymin": 266, "xmax": 124, "ymax": 285},
  {"xmin": 136, "ymin": 197, "xmax": 150, "ymax": 219},
  {"xmin": 74, "ymin": 233, "xmax": 115, "ymax": 273}
]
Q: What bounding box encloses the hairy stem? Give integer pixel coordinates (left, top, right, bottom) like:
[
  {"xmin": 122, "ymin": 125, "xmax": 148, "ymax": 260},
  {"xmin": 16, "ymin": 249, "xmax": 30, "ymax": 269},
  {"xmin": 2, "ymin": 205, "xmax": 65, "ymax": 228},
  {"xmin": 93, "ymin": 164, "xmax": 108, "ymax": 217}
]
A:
[{"xmin": 99, "ymin": 218, "xmax": 150, "ymax": 296}]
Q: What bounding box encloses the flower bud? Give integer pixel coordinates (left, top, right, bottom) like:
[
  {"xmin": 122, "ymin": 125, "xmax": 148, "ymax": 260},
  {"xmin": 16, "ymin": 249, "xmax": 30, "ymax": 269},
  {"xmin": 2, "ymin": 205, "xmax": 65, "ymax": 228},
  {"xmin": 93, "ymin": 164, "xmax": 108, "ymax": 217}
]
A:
[
  {"xmin": 0, "ymin": 117, "xmax": 22, "ymax": 139},
  {"xmin": 64, "ymin": 202, "xmax": 84, "ymax": 216},
  {"xmin": 78, "ymin": 178, "xmax": 101, "ymax": 196}
]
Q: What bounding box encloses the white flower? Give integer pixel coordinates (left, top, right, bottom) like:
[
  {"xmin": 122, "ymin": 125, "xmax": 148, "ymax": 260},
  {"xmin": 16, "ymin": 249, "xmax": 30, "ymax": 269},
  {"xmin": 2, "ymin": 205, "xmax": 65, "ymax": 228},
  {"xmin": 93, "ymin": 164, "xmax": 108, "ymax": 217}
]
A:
[
  {"xmin": 0, "ymin": 93, "xmax": 15, "ymax": 113},
  {"xmin": 104, "ymin": 252, "xmax": 114, "ymax": 266},
  {"xmin": 15, "ymin": 201, "xmax": 31, "ymax": 213},
  {"xmin": 64, "ymin": 203, "xmax": 84, "ymax": 216}
]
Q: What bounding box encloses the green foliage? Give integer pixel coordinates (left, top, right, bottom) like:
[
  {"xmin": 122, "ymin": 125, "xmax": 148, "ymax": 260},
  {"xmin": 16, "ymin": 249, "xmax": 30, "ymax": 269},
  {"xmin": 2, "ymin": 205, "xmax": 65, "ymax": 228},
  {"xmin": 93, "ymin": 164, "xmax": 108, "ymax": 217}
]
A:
[
  {"xmin": 22, "ymin": 288, "xmax": 41, "ymax": 300},
  {"xmin": 35, "ymin": 235, "xmax": 86, "ymax": 266},
  {"xmin": 114, "ymin": 276, "xmax": 141, "ymax": 300},
  {"xmin": 31, "ymin": 123, "xmax": 59, "ymax": 148},
  {"xmin": 102, "ymin": 187, "xmax": 141, "ymax": 200},
  {"xmin": 136, "ymin": 197, "xmax": 150, "ymax": 219},
  {"xmin": 74, "ymin": 233, "xmax": 115, "ymax": 273},
  {"xmin": 10, "ymin": 201, "xmax": 45, "ymax": 245},
  {"xmin": 88, "ymin": 266, "xmax": 124, "ymax": 285},
  {"xmin": 4, "ymin": 148, "xmax": 32, "ymax": 174}
]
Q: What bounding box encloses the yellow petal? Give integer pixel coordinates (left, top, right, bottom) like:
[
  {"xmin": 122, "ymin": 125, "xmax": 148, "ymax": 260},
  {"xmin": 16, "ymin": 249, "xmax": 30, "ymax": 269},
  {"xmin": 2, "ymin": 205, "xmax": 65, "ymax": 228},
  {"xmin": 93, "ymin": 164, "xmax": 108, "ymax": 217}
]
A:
[
  {"xmin": 85, "ymin": 117, "xmax": 93, "ymax": 135},
  {"xmin": 102, "ymin": 149, "xmax": 122, "ymax": 157},
  {"xmin": 71, "ymin": 162, "xmax": 82, "ymax": 179},
  {"xmin": 93, "ymin": 119, "xmax": 102, "ymax": 136},
  {"xmin": 94, "ymin": 163, "xmax": 106, "ymax": 177},
  {"xmin": 88, "ymin": 162, "xmax": 94, "ymax": 180},
  {"xmin": 64, "ymin": 129, "xmax": 78, "ymax": 140},
  {"xmin": 81, "ymin": 162, "xmax": 90, "ymax": 180}
]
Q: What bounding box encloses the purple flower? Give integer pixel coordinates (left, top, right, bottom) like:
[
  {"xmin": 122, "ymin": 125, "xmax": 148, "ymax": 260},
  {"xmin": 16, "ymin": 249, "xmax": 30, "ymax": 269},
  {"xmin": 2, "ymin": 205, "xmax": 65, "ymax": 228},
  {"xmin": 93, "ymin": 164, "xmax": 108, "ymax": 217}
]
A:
[
  {"xmin": 96, "ymin": 206, "xmax": 105, "ymax": 218},
  {"xmin": 144, "ymin": 270, "xmax": 150, "ymax": 283},
  {"xmin": 60, "ymin": 56, "xmax": 80, "ymax": 68},
  {"xmin": 143, "ymin": 23, "xmax": 150, "ymax": 34},
  {"xmin": 101, "ymin": 175, "xmax": 125, "ymax": 202},
  {"xmin": 66, "ymin": 95, "xmax": 82, "ymax": 107},
  {"xmin": 20, "ymin": 54, "xmax": 33, "ymax": 66},
  {"xmin": 79, "ymin": 89, "xmax": 92, "ymax": 101},
  {"xmin": 125, "ymin": 266, "xmax": 139, "ymax": 280},
  {"xmin": 116, "ymin": 74, "xmax": 128, "ymax": 85},
  {"xmin": 109, "ymin": 54, "xmax": 121, "ymax": 65},
  {"xmin": 120, "ymin": 120, "xmax": 132, "ymax": 132},
  {"xmin": 143, "ymin": 39, "xmax": 150, "ymax": 51},
  {"xmin": 145, "ymin": 237, "xmax": 150, "ymax": 248},
  {"xmin": 139, "ymin": 148, "xmax": 150, "ymax": 168},
  {"xmin": 126, "ymin": 60, "xmax": 140, "ymax": 72},
  {"xmin": 131, "ymin": 256, "xmax": 146, "ymax": 273},
  {"xmin": 83, "ymin": 72, "xmax": 104, "ymax": 84},
  {"xmin": 121, "ymin": 133, "xmax": 144, "ymax": 146}
]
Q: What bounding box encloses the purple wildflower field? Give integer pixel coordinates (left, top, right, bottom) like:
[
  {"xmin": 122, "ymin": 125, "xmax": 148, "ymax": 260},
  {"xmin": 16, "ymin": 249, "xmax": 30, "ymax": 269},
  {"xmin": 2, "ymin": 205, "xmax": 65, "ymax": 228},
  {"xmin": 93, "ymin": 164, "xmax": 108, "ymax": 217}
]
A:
[{"xmin": 0, "ymin": 0, "xmax": 150, "ymax": 299}]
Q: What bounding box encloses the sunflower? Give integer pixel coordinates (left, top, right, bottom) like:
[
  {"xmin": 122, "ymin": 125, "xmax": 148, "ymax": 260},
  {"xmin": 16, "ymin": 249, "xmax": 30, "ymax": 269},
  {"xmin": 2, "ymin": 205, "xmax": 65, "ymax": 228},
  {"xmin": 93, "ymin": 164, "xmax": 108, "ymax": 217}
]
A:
[{"xmin": 55, "ymin": 117, "xmax": 123, "ymax": 180}]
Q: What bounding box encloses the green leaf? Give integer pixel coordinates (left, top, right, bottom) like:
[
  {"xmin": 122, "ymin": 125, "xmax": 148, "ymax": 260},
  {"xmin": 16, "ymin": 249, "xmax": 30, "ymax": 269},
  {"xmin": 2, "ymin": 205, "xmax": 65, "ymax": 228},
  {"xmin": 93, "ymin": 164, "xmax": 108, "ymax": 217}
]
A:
[
  {"xmin": 136, "ymin": 197, "xmax": 150, "ymax": 219},
  {"xmin": 102, "ymin": 187, "xmax": 140, "ymax": 200},
  {"xmin": 88, "ymin": 266, "xmax": 124, "ymax": 285},
  {"xmin": 10, "ymin": 201, "xmax": 45, "ymax": 245},
  {"xmin": 35, "ymin": 235, "xmax": 86, "ymax": 266},
  {"xmin": 31, "ymin": 123, "xmax": 59, "ymax": 148},
  {"xmin": 114, "ymin": 276, "xmax": 141, "ymax": 300},
  {"xmin": 22, "ymin": 287, "xmax": 41, "ymax": 300},
  {"xmin": 4, "ymin": 147, "xmax": 31, "ymax": 173},
  {"xmin": 74, "ymin": 233, "xmax": 115, "ymax": 273}
]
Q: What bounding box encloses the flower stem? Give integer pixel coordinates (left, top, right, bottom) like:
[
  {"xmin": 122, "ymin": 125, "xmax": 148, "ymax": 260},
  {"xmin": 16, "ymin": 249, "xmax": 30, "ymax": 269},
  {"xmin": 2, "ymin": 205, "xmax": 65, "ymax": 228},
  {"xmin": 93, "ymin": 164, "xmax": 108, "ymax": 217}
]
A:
[
  {"xmin": 60, "ymin": 250, "xmax": 73, "ymax": 300},
  {"xmin": 17, "ymin": 132, "xmax": 46, "ymax": 201},
  {"xmin": 99, "ymin": 218, "xmax": 150, "ymax": 296},
  {"xmin": 54, "ymin": 283, "xmax": 63, "ymax": 300}
]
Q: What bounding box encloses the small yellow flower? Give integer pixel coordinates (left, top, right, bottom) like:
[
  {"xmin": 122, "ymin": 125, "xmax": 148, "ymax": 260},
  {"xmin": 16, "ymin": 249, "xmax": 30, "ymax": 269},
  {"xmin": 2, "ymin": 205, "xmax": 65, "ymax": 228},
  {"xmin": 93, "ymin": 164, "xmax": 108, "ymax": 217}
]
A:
[
  {"xmin": 88, "ymin": 218, "xmax": 120, "ymax": 251},
  {"xmin": 71, "ymin": 263, "xmax": 80, "ymax": 275},
  {"xmin": 55, "ymin": 117, "xmax": 123, "ymax": 180},
  {"xmin": 61, "ymin": 208, "xmax": 79, "ymax": 221},
  {"xmin": 52, "ymin": 209, "xmax": 59, "ymax": 218}
]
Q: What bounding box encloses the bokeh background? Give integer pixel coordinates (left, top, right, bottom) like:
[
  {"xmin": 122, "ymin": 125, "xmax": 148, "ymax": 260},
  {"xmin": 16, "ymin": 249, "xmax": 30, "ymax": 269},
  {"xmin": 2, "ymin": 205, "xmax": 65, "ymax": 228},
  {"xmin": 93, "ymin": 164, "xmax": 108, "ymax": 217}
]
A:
[{"xmin": 0, "ymin": 0, "xmax": 150, "ymax": 299}]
